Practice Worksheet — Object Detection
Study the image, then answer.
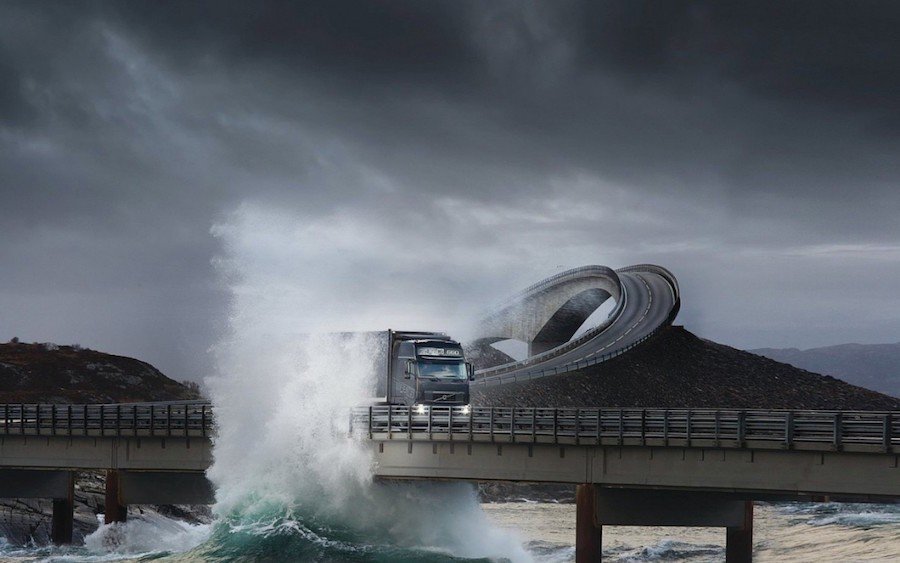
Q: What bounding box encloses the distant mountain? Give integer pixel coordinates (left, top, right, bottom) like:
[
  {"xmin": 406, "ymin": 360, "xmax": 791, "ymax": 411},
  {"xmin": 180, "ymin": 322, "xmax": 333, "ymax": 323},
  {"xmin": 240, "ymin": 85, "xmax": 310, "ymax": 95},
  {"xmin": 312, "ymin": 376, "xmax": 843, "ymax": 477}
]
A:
[
  {"xmin": 0, "ymin": 341, "xmax": 201, "ymax": 403},
  {"xmin": 751, "ymin": 342, "xmax": 900, "ymax": 398}
]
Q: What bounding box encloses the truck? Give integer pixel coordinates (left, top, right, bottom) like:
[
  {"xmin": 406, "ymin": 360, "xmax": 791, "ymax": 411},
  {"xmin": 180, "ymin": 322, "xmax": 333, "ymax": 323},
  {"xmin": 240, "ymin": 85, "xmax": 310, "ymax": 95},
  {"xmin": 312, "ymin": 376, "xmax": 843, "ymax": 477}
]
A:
[{"xmin": 368, "ymin": 330, "xmax": 474, "ymax": 407}]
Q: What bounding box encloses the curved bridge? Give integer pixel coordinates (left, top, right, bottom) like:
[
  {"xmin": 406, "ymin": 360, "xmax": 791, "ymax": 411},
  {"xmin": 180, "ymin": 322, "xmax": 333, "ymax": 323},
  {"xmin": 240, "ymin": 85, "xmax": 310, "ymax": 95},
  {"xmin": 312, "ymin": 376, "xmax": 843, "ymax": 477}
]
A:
[{"xmin": 472, "ymin": 264, "xmax": 680, "ymax": 385}]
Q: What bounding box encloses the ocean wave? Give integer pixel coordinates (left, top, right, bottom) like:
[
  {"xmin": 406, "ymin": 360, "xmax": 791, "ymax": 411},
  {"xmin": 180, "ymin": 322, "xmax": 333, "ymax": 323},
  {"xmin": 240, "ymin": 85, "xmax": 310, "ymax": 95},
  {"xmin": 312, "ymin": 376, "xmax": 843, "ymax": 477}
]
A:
[
  {"xmin": 610, "ymin": 538, "xmax": 723, "ymax": 562},
  {"xmin": 775, "ymin": 502, "xmax": 900, "ymax": 527}
]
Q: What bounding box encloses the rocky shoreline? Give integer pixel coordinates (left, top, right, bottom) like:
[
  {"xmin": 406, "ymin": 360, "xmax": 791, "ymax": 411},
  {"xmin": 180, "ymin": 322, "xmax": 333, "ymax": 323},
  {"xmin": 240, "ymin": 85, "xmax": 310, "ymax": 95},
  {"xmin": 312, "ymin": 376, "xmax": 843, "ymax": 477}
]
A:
[{"xmin": 0, "ymin": 472, "xmax": 211, "ymax": 546}]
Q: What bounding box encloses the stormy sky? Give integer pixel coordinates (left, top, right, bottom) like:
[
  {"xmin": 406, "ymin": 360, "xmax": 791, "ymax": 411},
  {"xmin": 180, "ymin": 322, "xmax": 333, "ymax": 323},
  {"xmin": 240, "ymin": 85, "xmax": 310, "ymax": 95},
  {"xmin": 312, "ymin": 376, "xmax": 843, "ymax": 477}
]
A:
[{"xmin": 2, "ymin": 1, "xmax": 899, "ymax": 381}]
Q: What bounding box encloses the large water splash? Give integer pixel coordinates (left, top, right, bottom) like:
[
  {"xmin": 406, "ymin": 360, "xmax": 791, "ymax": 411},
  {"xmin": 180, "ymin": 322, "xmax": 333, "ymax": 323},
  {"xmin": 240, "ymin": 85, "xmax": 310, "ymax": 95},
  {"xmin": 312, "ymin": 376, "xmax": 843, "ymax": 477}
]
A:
[{"xmin": 203, "ymin": 203, "xmax": 532, "ymax": 561}]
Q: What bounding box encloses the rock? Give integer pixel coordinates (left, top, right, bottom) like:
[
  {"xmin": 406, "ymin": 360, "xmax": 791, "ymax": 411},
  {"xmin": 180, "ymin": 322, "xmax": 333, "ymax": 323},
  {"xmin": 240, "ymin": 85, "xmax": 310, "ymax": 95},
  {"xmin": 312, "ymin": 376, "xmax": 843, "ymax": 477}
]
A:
[{"xmin": 0, "ymin": 472, "xmax": 212, "ymax": 546}]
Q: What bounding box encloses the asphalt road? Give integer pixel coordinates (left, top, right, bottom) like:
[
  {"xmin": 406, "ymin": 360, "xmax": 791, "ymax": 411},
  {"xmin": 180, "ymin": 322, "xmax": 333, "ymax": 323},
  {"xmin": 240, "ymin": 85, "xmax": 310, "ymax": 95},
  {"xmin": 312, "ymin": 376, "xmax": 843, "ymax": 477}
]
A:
[{"xmin": 475, "ymin": 268, "xmax": 677, "ymax": 384}]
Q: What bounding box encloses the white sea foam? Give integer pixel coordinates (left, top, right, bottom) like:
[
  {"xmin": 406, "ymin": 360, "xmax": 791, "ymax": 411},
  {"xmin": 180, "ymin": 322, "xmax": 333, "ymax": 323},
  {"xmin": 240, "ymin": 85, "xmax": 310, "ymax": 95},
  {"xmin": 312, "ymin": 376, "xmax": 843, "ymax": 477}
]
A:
[{"xmin": 83, "ymin": 512, "xmax": 212, "ymax": 556}]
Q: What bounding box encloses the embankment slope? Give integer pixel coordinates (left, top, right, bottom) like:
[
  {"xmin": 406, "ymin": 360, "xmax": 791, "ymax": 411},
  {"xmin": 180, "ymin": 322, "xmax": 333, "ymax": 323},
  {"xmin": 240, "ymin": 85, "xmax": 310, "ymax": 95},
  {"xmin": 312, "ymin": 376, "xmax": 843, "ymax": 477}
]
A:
[{"xmin": 473, "ymin": 327, "xmax": 900, "ymax": 410}]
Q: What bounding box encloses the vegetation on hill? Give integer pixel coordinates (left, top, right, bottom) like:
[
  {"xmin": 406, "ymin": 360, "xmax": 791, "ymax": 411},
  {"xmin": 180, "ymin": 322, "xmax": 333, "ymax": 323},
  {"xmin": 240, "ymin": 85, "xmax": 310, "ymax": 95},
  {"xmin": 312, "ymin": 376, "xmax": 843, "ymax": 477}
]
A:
[{"xmin": 0, "ymin": 341, "xmax": 202, "ymax": 403}]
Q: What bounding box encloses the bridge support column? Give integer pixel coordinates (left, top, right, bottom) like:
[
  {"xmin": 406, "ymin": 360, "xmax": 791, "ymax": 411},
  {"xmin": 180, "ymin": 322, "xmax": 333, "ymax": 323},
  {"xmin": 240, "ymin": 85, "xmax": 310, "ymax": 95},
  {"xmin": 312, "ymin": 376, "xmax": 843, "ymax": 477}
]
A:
[
  {"xmin": 576, "ymin": 484, "xmax": 602, "ymax": 563},
  {"xmin": 104, "ymin": 470, "xmax": 127, "ymax": 524},
  {"xmin": 725, "ymin": 501, "xmax": 753, "ymax": 563},
  {"xmin": 593, "ymin": 488, "xmax": 752, "ymax": 561},
  {"xmin": 50, "ymin": 471, "xmax": 75, "ymax": 544}
]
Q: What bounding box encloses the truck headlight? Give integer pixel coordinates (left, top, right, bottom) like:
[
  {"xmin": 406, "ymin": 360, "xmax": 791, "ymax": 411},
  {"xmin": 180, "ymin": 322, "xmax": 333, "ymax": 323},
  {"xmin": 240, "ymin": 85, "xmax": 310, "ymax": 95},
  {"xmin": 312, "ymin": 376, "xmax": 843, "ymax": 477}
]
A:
[
  {"xmin": 415, "ymin": 404, "xmax": 427, "ymax": 415},
  {"xmin": 461, "ymin": 405, "xmax": 471, "ymax": 415}
]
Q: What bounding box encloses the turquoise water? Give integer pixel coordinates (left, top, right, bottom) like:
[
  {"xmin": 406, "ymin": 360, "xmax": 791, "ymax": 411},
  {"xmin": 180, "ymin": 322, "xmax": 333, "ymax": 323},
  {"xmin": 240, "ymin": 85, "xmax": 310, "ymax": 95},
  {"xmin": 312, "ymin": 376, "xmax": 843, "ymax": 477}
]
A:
[{"xmin": 1, "ymin": 499, "xmax": 898, "ymax": 562}]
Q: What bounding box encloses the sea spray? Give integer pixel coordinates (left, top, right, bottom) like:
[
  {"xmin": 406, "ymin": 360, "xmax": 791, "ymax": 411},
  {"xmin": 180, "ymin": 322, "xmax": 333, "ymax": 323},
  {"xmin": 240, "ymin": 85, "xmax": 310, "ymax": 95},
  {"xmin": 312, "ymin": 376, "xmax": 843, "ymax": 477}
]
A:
[
  {"xmin": 201, "ymin": 204, "xmax": 532, "ymax": 561},
  {"xmin": 83, "ymin": 512, "xmax": 212, "ymax": 556}
]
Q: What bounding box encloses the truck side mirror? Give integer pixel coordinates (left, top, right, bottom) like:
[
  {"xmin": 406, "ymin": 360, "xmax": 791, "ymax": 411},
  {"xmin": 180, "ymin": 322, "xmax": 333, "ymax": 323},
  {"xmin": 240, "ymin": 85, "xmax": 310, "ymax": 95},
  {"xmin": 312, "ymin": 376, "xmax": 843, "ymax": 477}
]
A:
[
  {"xmin": 405, "ymin": 359, "xmax": 415, "ymax": 379},
  {"xmin": 467, "ymin": 362, "xmax": 475, "ymax": 381}
]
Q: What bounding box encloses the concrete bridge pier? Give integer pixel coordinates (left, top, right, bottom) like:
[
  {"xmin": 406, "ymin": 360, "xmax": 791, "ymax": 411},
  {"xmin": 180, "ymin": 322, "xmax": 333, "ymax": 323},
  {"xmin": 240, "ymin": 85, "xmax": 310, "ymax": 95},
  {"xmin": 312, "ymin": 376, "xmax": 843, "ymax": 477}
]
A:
[
  {"xmin": 576, "ymin": 484, "xmax": 601, "ymax": 562},
  {"xmin": 725, "ymin": 501, "xmax": 754, "ymax": 563},
  {"xmin": 576, "ymin": 486, "xmax": 755, "ymax": 562},
  {"xmin": 50, "ymin": 472, "xmax": 75, "ymax": 544},
  {"xmin": 102, "ymin": 469, "xmax": 215, "ymax": 525},
  {"xmin": 104, "ymin": 470, "xmax": 127, "ymax": 524},
  {"xmin": 0, "ymin": 469, "xmax": 75, "ymax": 544}
]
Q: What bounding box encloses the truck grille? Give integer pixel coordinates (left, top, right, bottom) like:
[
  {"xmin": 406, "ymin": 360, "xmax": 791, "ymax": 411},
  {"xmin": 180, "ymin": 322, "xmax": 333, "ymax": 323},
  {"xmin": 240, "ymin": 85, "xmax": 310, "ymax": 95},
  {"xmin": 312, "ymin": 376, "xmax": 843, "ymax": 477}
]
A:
[{"xmin": 429, "ymin": 392, "xmax": 463, "ymax": 404}]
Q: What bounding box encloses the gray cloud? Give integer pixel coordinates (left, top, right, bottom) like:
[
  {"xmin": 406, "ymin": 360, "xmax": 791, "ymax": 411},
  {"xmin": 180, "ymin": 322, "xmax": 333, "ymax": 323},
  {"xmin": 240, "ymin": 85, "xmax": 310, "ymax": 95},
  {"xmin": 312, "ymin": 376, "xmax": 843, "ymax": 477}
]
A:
[{"xmin": 2, "ymin": 1, "xmax": 899, "ymax": 380}]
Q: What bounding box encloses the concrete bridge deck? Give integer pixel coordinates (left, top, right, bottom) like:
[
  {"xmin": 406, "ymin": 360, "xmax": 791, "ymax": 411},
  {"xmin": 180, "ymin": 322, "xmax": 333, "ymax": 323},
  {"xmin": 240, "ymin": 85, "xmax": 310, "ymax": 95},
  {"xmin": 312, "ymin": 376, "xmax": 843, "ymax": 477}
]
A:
[{"xmin": 2, "ymin": 401, "xmax": 898, "ymax": 561}]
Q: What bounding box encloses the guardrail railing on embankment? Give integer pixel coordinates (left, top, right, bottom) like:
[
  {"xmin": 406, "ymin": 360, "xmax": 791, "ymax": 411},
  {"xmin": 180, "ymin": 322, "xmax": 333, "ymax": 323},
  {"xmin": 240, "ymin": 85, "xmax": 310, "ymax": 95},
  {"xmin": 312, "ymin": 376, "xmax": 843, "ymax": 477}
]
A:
[
  {"xmin": 474, "ymin": 267, "xmax": 681, "ymax": 385},
  {"xmin": 473, "ymin": 317, "xmax": 668, "ymax": 387},
  {"xmin": 353, "ymin": 405, "xmax": 900, "ymax": 454},
  {"xmin": 0, "ymin": 401, "xmax": 213, "ymax": 437}
]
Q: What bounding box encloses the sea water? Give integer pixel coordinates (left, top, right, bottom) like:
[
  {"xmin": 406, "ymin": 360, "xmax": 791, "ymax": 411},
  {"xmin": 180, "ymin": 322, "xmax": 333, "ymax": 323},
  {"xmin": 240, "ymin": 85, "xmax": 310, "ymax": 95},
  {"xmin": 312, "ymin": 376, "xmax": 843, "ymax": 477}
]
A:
[{"xmin": 1, "ymin": 500, "xmax": 899, "ymax": 561}]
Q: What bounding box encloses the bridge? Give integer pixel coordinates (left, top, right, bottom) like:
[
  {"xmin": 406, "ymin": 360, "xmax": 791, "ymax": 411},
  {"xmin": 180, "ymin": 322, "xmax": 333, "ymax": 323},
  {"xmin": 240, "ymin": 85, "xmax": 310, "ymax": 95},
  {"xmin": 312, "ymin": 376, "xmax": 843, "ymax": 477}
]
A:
[
  {"xmin": 471, "ymin": 264, "xmax": 680, "ymax": 386},
  {"xmin": 2, "ymin": 401, "xmax": 898, "ymax": 562},
  {"xmin": 358, "ymin": 405, "xmax": 899, "ymax": 562},
  {"xmin": 0, "ymin": 401, "xmax": 213, "ymax": 543}
]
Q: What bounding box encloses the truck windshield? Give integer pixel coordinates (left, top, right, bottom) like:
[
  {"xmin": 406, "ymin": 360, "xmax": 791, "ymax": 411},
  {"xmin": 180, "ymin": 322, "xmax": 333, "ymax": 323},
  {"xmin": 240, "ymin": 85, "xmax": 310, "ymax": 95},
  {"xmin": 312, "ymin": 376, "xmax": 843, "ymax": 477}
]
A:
[{"xmin": 417, "ymin": 360, "xmax": 467, "ymax": 380}]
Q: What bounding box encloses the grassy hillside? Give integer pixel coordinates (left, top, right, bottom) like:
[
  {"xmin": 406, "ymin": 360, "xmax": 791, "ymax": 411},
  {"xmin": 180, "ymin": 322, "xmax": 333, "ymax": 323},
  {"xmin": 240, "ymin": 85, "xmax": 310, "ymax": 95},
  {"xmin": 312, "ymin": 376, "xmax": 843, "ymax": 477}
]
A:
[{"xmin": 0, "ymin": 341, "xmax": 201, "ymax": 403}]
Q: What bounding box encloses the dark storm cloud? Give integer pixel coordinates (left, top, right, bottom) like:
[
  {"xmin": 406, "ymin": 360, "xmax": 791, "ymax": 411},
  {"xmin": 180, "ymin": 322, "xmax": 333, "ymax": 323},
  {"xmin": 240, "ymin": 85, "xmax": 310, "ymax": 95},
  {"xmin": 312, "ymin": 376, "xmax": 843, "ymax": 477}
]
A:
[
  {"xmin": 2, "ymin": 1, "xmax": 900, "ymax": 379},
  {"xmin": 579, "ymin": 2, "xmax": 900, "ymax": 109},
  {"xmin": 103, "ymin": 0, "xmax": 475, "ymax": 78}
]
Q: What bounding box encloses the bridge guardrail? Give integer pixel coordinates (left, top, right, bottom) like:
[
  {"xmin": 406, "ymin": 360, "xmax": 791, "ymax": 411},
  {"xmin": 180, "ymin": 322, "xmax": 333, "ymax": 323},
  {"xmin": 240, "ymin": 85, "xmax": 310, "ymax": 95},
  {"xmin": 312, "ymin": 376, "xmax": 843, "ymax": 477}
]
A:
[
  {"xmin": 352, "ymin": 405, "xmax": 899, "ymax": 454},
  {"xmin": 0, "ymin": 401, "xmax": 213, "ymax": 438},
  {"xmin": 473, "ymin": 314, "xmax": 668, "ymax": 387},
  {"xmin": 482, "ymin": 265, "xmax": 621, "ymax": 319}
]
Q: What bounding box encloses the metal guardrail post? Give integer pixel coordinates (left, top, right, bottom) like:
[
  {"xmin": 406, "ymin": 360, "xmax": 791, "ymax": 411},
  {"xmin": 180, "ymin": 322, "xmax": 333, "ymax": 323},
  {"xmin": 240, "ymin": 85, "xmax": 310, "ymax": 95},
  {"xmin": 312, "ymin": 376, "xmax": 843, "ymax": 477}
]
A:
[
  {"xmin": 489, "ymin": 407, "xmax": 495, "ymax": 443},
  {"xmin": 468, "ymin": 407, "xmax": 473, "ymax": 442},
  {"xmin": 552, "ymin": 409, "xmax": 558, "ymax": 444},
  {"xmin": 150, "ymin": 404, "xmax": 155, "ymax": 437},
  {"xmin": 99, "ymin": 404, "xmax": 104, "ymax": 437},
  {"xmin": 714, "ymin": 410, "xmax": 721, "ymax": 448},
  {"xmin": 785, "ymin": 412, "xmax": 794, "ymax": 449},
  {"xmin": 834, "ymin": 412, "xmax": 843, "ymax": 451},
  {"xmin": 640, "ymin": 409, "xmax": 646, "ymax": 446},
  {"xmin": 530, "ymin": 408, "xmax": 536, "ymax": 443},
  {"xmin": 36, "ymin": 404, "xmax": 41, "ymax": 436},
  {"xmin": 884, "ymin": 413, "xmax": 893, "ymax": 453},
  {"xmin": 184, "ymin": 405, "xmax": 189, "ymax": 437},
  {"xmin": 133, "ymin": 405, "xmax": 138, "ymax": 437},
  {"xmin": 427, "ymin": 407, "xmax": 433, "ymax": 441},
  {"xmin": 618, "ymin": 409, "xmax": 624, "ymax": 446},
  {"xmin": 201, "ymin": 404, "xmax": 207, "ymax": 438},
  {"xmin": 737, "ymin": 411, "xmax": 745, "ymax": 447},
  {"xmin": 387, "ymin": 406, "xmax": 393, "ymax": 440},
  {"xmin": 663, "ymin": 409, "xmax": 669, "ymax": 446},
  {"xmin": 510, "ymin": 408, "xmax": 516, "ymax": 443},
  {"xmin": 67, "ymin": 405, "xmax": 72, "ymax": 436},
  {"xmin": 116, "ymin": 404, "xmax": 121, "ymax": 437},
  {"xmin": 167, "ymin": 404, "xmax": 172, "ymax": 437},
  {"xmin": 686, "ymin": 409, "xmax": 692, "ymax": 447},
  {"xmin": 575, "ymin": 408, "xmax": 581, "ymax": 446},
  {"xmin": 367, "ymin": 406, "xmax": 373, "ymax": 440},
  {"xmin": 408, "ymin": 407, "xmax": 413, "ymax": 440}
]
